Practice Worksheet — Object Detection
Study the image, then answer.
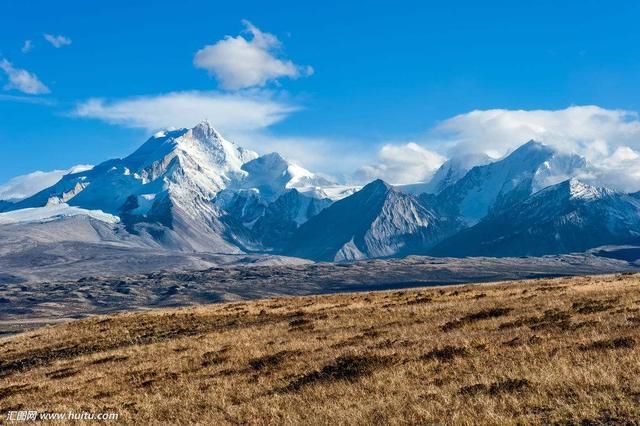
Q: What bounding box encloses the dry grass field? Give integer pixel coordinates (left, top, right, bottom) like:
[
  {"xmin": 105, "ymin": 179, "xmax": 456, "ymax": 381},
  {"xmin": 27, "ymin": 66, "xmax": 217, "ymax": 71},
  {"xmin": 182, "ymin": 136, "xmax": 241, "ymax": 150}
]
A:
[{"xmin": 2, "ymin": 273, "xmax": 640, "ymax": 425}]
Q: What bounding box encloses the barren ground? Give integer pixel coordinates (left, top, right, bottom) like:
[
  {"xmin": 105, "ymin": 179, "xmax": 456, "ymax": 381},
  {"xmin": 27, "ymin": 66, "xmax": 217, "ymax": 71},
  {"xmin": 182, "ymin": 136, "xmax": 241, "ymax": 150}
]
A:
[{"xmin": 1, "ymin": 253, "xmax": 636, "ymax": 335}]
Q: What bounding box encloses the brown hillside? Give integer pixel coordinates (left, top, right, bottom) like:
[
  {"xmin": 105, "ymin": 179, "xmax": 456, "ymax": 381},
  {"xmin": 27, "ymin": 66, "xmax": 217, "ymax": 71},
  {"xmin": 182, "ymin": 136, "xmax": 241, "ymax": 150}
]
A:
[{"xmin": 2, "ymin": 274, "xmax": 640, "ymax": 424}]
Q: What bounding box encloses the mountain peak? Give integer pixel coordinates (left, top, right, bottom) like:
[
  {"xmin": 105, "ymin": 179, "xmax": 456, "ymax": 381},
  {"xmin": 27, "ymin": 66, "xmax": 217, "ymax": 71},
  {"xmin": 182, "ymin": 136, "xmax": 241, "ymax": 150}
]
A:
[
  {"xmin": 524, "ymin": 139, "xmax": 544, "ymax": 147},
  {"xmin": 287, "ymin": 177, "xmax": 446, "ymax": 261},
  {"xmin": 356, "ymin": 179, "xmax": 394, "ymax": 200},
  {"xmin": 363, "ymin": 179, "xmax": 392, "ymax": 192},
  {"xmin": 123, "ymin": 121, "xmax": 257, "ymax": 174},
  {"xmin": 566, "ymin": 178, "xmax": 612, "ymax": 200},
  {"xmin": 245, "ymin": 152, "xmax": 288, "ymax": 169},
  {"xmin": 494, "ymin": 139, "xmax": 556, "ymax": 172},
  {"xmin": 534, "ymin": 178, "xmax": 613, "ymax": 202},
  {"xmin": 413, "ymin": 152, "xmax": 492, "ymax": 195},
  {"xmin": 235, "ymin": 152, "xmax": 333, "ymax": 202},
  {"xmin": 190, "ymin": 119, "xmax": 224, "ymax": 142},
  {"xmin": 510, "ymin": 139, "xmax": 551, "ymax": 156}
]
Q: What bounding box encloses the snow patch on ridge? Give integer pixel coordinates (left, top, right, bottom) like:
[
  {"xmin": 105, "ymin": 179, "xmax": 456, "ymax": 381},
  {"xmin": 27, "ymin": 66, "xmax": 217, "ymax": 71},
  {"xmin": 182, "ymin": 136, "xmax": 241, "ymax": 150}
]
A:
[
  {"xmin": 0, "ymin": 204, "xmax": 120, "ymax": 225},
  {"xmin": 567, "ymin": 179, "xmax": 614, "ymax": 200}
]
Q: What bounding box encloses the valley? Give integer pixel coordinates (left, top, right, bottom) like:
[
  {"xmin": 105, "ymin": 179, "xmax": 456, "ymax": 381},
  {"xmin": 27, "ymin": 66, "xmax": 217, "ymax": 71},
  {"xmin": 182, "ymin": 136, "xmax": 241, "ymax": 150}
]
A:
[{"xmin": 1, "ymin": 252, "xmax": 637, "ymax": 335}]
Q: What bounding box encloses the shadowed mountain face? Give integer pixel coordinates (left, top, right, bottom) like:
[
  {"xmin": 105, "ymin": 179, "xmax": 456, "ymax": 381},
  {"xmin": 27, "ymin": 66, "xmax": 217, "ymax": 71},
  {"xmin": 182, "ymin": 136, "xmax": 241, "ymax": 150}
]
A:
[
  {"xmin": 433, "ymin": 141, "xmax": 587, "ymax": 226},
  {"xmin": 431, "ymin": 179, "xmax": 640, "ymax": 257},
  {"xmin": 250, "ymin": 189, "xmax": 333, "ymax": 250},
  {"xmin": 286, "ymin": 180, "xmax": 457, "ymax": 261},
  {"xmin": 1, "ymin": 122, "xmax": 640, "ymax": 263},
  {"xmin": 0, "ymin": 200, "xmax": 13, "ymax": 211}
]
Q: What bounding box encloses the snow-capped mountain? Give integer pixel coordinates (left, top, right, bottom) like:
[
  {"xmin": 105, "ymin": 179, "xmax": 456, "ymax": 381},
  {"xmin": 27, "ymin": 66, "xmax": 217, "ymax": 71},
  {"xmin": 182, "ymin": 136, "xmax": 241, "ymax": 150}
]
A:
[
  {"xmin": 211, "ymin": 152, "xmax": 346, "ymax": 250},
  {"xmin": 214, "ymin": 152, "xmax": 335, "ymax": 226},
  {"xmin": 2, "ymin": 121, "xmax": 348, "ymax": 253},
  {"xmin": 5, "ymin": 122, "xmax": 259, "ymax": 252},
  {"xmin": 430, "ymin": 179, "xmax": 640, "ymax": 257},
  {"xmin": 425, "ymin": 152, "xmax": 493, "ymax": 194},
  {"xmin": 235, "ymin": 152, "xmax": 334, "ymax": 200},
  {"xmin": 285, "ymin": 179, "xmax": 456, "ymax": 261},
  {"xmin": 2, "ymin": 123, "xmax": 639, "ymax": 262},
  {"xmin": 251, "ymin": 189, "xmax": 333, "ymax": 250},
  {"xmin": 398, "ymin": 152, "xmax": 492, "ymax": 195},
  {"xmin": 433, "ymin": 140, "xmax": 587, "ymax": 226},
  {"xmin": 11, "ymin": 121, "xmax": 257, "ymax": 213}
]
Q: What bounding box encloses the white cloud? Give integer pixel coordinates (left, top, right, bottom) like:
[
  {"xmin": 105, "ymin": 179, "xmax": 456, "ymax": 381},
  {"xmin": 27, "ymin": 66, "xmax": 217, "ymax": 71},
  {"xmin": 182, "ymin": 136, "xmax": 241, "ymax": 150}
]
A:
[
  {"xmin": 433, "ymin": 106, "xmax": 640, "ymax": 158},
  {"xmin": 72, "ymin": 90, "xmax": 367, "ymax": 183},
  {"xmin": 0, "ymin": 94, "xmax": 54, "ymax": 105},
  {"xmin": 0, "ymin": 165, "xmax": 92, "ymax": 201},
  {"xmin": 194, "ymin": 20, "xmax": 312, "ymax": 90},
  {"xmin": 21, "ymin": 40, "xmax": 33, "ymax": 53},
  {"xmin": 350, "ymin": 105, "xmax": 640, "ymax": 190},
  {"xmin": 0, "ymin": 59, "xmax": 50, "ymax": 95},
  {"xmin": 231, "ymin": 132, "xmax": 369, "ymax": 183},
  {"xmin": 430, "ymin": 106, "xmax": 640, "ymax": 192},
  {"xmin": 72, "ymin": 90, "xmax": 299, "ymax": 133},
  {"xmin": 355, "ymin": 142, "xmax": 445, "ymax": 185},
  {"xmin": 43, "ymin": 34, "xmax": 72, "ymax": 48},
  {"xmin": 69, "ymin": 98, "xmax": 640, "ymax": 192}
]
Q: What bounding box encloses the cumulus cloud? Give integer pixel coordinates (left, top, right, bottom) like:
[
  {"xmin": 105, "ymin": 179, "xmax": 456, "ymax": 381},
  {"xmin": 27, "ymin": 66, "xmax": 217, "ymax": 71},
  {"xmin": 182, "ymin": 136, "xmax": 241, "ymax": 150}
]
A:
[
  {"xmin": 43, "ymin": 34, "xmax": 72, "ymax": 48},
  {"xmin": 0, "ymin": 59, "xmax": 50, "ymax": 94},
  {"xmin": 355, "ymin": 142, "xmax": 445, "ymax": 185},
  {"xmin": 430, "ymin": 106, "xmax": 640, "ymax": 192},
  {"xmin": 434, "ymin": 106, "xmax": 640, "ymax": 157},
  {"xmin": 69, "ymin": 97, "xmax": 640, "ymax": 192},
  {"xmin": 21, "ymin": 40, "xmax": 33, "ymax": 53},
  {"xmin": 0, "ymin": 165, "xmax": 92, "ymax": 201},
  {"xmin": 72, "ymin": 90, "xmax": 299, "ymax": 133},
  {"xmin": 194, "ymin": 20, "xmax": 313, "ymax": 90},
  {"xmin": 72, "ymin": 91, "xmax": 366, "ymax": 183}
]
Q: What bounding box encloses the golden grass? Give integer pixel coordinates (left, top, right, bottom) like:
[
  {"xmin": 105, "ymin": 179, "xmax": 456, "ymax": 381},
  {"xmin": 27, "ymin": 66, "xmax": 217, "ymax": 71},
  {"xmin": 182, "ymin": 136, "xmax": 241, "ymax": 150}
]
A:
[{"xmin": 2, "ymin": 273, "xmax": 640, "ymax": 425}]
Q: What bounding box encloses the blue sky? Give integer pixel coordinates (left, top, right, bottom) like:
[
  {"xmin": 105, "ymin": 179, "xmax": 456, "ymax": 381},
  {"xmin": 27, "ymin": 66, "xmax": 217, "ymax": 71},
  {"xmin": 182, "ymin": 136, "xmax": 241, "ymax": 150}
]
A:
[{"xmin": 2, "ymin": 0, "xmax": 640, "ymax": 185}]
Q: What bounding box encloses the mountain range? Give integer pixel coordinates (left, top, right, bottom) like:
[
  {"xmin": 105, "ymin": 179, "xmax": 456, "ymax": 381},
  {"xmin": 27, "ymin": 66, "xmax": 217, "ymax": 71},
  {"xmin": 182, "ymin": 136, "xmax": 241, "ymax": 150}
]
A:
[{"xmin": 2, "ymin": 120, "xmax": 639, "ymax": 262}]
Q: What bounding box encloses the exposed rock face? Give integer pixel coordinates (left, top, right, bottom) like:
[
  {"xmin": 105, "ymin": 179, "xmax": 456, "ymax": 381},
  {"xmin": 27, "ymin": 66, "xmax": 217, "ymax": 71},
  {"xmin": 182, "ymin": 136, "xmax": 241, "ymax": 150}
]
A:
[
  {"xmin": 431, "ymin": 179, "xmax": 640, "ymax": 257},
  {"xmin": 2, "ymin": 126, "xmax": 639, "ymax": 262},
  {"xmin": 434, "ymin": 141, "xmax": 586, "ymax": 226},
  {"xmin": 286, "ymin": 180, "xmax": 456, "ymax": 261}
]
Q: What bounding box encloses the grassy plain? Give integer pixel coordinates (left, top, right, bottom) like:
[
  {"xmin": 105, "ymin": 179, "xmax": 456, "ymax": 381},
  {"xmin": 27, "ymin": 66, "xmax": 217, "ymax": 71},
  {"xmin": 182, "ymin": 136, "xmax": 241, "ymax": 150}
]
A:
[{"xmin": 2, "ymin": 273, "xmax": 640, "ymax": 424}]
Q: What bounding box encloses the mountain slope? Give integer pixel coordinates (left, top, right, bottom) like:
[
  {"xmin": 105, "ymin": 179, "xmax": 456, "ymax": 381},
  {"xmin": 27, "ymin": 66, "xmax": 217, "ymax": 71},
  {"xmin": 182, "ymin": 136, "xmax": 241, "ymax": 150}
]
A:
[
  {"xmin": 11, "ymin": 122, "xmax": 257, "ymax": 214},
  {"xmin": 236, "ymin": 152, "xmax": 333, "ymax": 200},
  {"xmin": 4, "ymin": 274, "xmax": 640, "ymax": 424},
  {"xmin": 435, "ymin": 141, "xmax": 586, "ymax": 225},
  {"xmin": 7, "ymin": 121, "xmax": 260, "ymax": 252},
  {"xmin": 286, "ymin": 179, "xmax": 454, "ymax": 261},
  {"xmin": 4, "ymin": 131, "xmax": 638, "ymax": 261},
  {"xmin": 2, "ymin": 122, "xmax": 353, "ymax": 255},
  {"xmin": 398, "ymin": 152, "xmax": 492, "ymax": 196},
  {"xmin": 214, "ymin": 152, "xmax": 335, "ymax": 228},
  {"xmin": 431, "ymin": 179, "xmax": 640, "ymax": 257},
  {"xmin": 250, "ymin": 189, "xmax": 332, "ymax": 250}
]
